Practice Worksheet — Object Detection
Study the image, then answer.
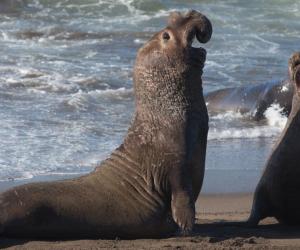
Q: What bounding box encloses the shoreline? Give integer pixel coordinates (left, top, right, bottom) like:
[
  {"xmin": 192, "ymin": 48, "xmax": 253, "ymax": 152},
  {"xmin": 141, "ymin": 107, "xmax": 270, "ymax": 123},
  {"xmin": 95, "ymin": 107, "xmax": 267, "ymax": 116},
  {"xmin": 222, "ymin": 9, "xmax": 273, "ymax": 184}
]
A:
[
  {"xmin": 0, "ymin": 168, "xmax": 260, "ymax": 194},
  {"xmin": 2, "ymin": 192, "xmax": 300, "ymax": 249},
  {"xmin": 0, "ymin": 174, "xmax": 84, "ymax": 193}
]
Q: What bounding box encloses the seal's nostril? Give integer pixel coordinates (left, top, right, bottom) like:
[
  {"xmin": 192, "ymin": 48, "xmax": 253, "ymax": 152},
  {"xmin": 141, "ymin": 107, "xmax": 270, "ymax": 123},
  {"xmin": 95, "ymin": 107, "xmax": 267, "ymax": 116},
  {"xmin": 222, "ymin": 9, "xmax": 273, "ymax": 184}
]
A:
[{"xmin": 162, "ymin": 32, "xmax": 170, "ymax": 41}]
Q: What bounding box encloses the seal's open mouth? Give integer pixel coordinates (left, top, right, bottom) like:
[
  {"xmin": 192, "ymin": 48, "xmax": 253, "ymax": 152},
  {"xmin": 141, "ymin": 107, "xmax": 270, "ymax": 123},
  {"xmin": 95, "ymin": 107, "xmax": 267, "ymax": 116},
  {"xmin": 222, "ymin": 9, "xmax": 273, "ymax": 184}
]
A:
[
  {"xmin": 294, "ymin": 65, "xmax": 300, "ymax": 88},
  {"xmin": 289, "ymin": 52, "xmax": 300, "ymax": 87},
  {"xmin": 172, "ymin": 10, "xmax": 211, "ymax": 68}
]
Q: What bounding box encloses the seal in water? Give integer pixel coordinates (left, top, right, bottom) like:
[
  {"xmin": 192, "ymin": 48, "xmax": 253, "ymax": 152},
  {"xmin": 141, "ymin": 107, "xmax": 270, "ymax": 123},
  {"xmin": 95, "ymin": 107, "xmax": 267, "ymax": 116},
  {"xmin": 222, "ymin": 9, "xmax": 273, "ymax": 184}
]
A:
[
  {"xmin": 205, "ymin": 79, "xmax": 293, "ymax": 121},
  {"xmin": 0, "ymin": 10, "xmax": 212, "ymax": 239},
  {"xmin": 247, "ymin": 52, "xmax": 300, "ymax": 225}
]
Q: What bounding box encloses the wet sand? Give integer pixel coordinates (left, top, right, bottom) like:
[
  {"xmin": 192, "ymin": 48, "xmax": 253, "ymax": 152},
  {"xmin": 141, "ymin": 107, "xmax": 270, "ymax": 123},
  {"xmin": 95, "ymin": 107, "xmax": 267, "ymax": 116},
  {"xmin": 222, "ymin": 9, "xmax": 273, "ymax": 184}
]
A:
[{"xmin": 2, "ymin": 192, "xmax": 300, "ymax": 249}]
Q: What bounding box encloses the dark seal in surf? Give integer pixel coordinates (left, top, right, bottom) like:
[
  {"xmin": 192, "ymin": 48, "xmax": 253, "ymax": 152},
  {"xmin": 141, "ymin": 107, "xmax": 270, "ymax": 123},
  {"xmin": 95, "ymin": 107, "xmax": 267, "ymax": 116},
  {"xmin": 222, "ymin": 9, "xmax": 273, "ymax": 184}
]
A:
[{"xmin": 205, "ymin": 79, "xmax": 293, "ymax": 121}]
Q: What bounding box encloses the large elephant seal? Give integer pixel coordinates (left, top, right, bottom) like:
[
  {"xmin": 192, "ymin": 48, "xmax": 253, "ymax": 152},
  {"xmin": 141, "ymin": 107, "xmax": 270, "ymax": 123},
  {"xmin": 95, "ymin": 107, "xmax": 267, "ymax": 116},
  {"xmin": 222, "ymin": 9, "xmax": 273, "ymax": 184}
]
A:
[
  {"xmin": 247, "ymin": 52, "xmax": 300, "ymax": 226},
  {"xmin": 0, "ymin": 10, "xmax": 212, "ymax": 239},
  {"xmin": 205, "ymin": 79, "xmax": 293, "ymax": 121}
]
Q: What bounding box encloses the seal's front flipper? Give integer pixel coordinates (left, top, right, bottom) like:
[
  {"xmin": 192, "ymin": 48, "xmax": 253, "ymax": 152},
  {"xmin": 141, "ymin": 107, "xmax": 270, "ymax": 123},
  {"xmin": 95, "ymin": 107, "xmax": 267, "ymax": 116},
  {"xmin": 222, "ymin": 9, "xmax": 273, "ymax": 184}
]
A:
[
  {"xmin": 171, "ymin": 191, "xmax": 195, "ymax": 235},
  {"xmin": 244, "ymin": 207, "xmax": 262, "ymax": 227},
  {"xmin": 214, "ymin": 185, "xmax": 267, "ymax": 229},
  {"xmin": 244, "ymin": 183, "xmax": 270, "ymax": 228},
  {"xmin": 169, "ymin": 163, "xmax": 195, "ymax": 236}
]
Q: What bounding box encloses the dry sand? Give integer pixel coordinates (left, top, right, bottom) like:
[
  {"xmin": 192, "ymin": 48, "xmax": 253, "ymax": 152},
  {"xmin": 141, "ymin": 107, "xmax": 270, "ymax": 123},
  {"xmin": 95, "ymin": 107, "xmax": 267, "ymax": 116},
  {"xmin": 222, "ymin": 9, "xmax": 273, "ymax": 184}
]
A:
[{"xmin": 2, "ymin": 193, "xmax": 300, "ymax": 249}]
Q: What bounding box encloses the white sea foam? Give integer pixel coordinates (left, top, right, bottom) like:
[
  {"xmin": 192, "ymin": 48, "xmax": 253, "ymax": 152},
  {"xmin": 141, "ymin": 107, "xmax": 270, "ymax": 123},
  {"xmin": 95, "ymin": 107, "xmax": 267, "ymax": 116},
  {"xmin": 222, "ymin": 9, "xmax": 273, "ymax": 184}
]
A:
[
  {"xmin": 208, "ymin": 104, "xmax": 287, "ymax": 141},
  {"xmin": 281, "ymin": 85, "xmax": 288, "ymax": 92},
  {"xmin": 0, "ymin": 170, "xmax": 90, "ymax": 182},
  {"xmin": 134, "ymin": 38, "xmax": 146, "ymax": 44},
  {"xmin": 208, "ymin": 126, "xmax": 283, "ymax": 140},
  {"xmin": 67, "ymin": 88, "xmax": 133, "ymax": 110},
  {"xmin": 0, "ymin": 30, "xmax": 10, "ymax": 41},
  {"xmin": 27, "ymin": 89, "xmax": 47, "ymax": 95},
  {"xmin": 210, "ymin": 111, "xmax": 244, "ymax": 121},
  {"xmin": 0, "ymin": 169, "xmax": 34, "ymax": 182},
  {"xmin": 264, "ymin": 103, "xmax": 287, "ymax": 127},
  {"xmin": 280, "ymin": 81, "xmax": 290, "ymax": 93},
  {"xmin": 72, "ymin": 87, "xmax": 133, "ymax": 100},
  {"xmin": 93, "ymin": 87, "xmax": 133, "ymax": 98}
]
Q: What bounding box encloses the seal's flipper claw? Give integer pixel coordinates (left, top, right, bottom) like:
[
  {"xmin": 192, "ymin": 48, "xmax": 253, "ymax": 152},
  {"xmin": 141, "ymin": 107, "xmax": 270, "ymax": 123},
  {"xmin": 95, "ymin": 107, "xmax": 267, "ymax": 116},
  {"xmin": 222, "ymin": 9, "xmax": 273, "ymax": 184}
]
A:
[{"xmin": 171, "ymin": 192, "xmax": 195, "ymax": 236}]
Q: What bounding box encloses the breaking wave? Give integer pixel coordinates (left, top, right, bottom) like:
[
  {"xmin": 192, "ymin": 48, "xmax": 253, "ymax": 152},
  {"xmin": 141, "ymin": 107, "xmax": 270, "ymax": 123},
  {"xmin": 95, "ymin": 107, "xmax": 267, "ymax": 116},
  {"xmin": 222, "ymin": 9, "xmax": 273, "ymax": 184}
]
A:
[
  {"xmin": 208, "ymin": 104, "xmax": 287, "ymax": 140},
  {"xmin": 66, "ymin": 88, "xmax": 133, "ymax": 111}
]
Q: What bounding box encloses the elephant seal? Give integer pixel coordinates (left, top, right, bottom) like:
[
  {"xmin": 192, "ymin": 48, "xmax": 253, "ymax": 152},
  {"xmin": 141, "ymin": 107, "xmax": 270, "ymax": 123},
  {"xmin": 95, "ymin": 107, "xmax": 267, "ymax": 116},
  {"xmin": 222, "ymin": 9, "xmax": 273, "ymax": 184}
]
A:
[
  {"xmin": 205, "ymin": 79, "xmax": 293, "ymax": 121},
  {"xmin": 247, "ymin": 52, "xmax": 300, "ymax": 226},
  {"xmin": 0, "ymin": 10, "xmax": 212, "ymax": 239}
]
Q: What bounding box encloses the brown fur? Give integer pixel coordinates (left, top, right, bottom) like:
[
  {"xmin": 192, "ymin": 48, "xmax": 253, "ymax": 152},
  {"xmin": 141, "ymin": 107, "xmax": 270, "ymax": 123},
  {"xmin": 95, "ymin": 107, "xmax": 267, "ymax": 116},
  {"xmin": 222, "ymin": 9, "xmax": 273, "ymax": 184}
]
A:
[{"xmin": 0, "ymin": 10, "xmax": 212, "ymax": 239}]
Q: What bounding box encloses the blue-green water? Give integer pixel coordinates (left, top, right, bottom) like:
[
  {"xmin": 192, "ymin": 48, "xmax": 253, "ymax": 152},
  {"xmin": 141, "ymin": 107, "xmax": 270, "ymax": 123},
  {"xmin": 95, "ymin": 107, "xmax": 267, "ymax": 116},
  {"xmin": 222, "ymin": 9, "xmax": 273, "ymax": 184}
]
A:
[{"xmin": 0, "ymin": 0, "xmax": 299, "ymax": 192}]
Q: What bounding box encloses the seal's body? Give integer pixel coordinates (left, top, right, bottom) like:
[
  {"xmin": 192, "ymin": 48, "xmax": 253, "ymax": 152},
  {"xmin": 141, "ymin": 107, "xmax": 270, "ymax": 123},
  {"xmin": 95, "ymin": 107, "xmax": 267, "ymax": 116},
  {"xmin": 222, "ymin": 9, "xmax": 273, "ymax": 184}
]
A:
[
  {"xmin": 248, "ymin": 52, "xmax": 300, "ymax": 225},
  {"xmin": 0, "ymin": 10, "xmax": 212, "ymax": 239}
]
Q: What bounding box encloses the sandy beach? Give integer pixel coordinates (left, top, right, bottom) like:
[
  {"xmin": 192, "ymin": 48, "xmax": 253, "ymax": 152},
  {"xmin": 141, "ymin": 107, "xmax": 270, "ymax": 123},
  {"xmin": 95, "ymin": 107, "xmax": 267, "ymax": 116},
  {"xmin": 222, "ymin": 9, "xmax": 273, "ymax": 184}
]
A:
[{"xmin": 2, "ymin": 192, "xmax": 300, "ymax": 250}]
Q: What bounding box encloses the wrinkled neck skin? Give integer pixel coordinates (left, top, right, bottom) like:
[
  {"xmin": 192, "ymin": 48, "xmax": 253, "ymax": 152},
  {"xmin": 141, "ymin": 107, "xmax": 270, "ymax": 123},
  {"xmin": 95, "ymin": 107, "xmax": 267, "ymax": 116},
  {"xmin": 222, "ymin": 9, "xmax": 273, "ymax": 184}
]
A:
[
  {"xmin": 123, "ymin": 57, "xmax": 207, "ymax": 164},
  {"xmin": 135, "ymin": 67, "xmax": 205, "ymax": 118},
  {"xmin": 134, "ymin": 48, "xmax": 205, "ymax": 115}
]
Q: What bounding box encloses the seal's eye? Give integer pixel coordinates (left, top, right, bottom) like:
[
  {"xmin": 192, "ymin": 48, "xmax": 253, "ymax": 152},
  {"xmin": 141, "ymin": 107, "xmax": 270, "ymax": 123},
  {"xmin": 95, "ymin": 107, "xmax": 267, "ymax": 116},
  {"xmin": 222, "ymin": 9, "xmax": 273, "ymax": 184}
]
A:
[{"xmin": 162, "ymin": 32, "xmax": 170, "ymax": 41}]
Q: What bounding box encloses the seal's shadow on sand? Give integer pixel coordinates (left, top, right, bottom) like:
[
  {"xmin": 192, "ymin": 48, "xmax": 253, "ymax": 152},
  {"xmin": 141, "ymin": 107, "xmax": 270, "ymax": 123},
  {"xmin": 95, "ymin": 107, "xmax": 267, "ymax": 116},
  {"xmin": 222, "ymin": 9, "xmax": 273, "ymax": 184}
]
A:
[
  {"xmin": 0, "ymin": 238, "xmax": 28, "ymax": 249},
  {"xmin": 194, "ymin": 221, "xmax": 300, "ymax": 242},
  {"xmin": 2, "ymin": 222, "xmax": 300, "ymax": 248}
]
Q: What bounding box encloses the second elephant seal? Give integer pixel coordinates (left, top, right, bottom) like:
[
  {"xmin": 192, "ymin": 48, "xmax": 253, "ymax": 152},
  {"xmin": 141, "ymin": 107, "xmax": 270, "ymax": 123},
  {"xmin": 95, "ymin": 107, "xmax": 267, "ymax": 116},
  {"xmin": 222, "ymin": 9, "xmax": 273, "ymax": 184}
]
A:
[
  {"xmin": 205, "ymin": 79, "xmax": 293, "ymax": 121},
  {"xmin": 247, "ymin": 52, "xmax": 300, "ymax": 225},
  {"xmin": 0, "ymin": 10, "xmax": 212, "ymax": 239}
]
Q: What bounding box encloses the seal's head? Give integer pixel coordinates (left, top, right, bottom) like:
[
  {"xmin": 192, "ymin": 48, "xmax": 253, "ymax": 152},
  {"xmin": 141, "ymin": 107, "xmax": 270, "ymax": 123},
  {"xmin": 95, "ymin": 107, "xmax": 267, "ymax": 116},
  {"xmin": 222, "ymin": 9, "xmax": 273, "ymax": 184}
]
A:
[{"xmin": 134, "ymin": 10, "xmax": 212, "ymax": 113}]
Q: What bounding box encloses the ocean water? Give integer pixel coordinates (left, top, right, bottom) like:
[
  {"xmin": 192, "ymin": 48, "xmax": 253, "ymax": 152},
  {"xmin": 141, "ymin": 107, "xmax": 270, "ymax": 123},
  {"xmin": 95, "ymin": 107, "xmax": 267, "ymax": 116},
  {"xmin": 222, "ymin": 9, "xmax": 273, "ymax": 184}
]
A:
[{"xmin": 0, "ymin": 0, "xmax": 299, "ymax": 193}]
